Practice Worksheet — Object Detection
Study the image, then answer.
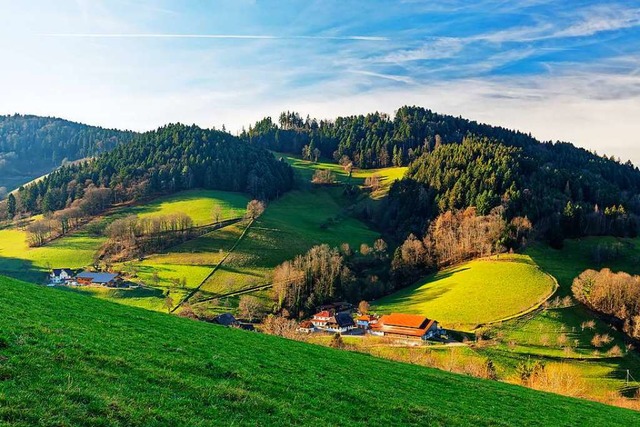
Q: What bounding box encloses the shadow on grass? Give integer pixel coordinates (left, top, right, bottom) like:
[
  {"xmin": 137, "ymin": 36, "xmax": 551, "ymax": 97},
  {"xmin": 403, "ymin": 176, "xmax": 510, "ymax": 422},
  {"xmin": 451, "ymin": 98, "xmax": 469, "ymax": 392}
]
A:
[{"xmin": 0, "ymin": 256, "xmax": 44, "ymax": 284}]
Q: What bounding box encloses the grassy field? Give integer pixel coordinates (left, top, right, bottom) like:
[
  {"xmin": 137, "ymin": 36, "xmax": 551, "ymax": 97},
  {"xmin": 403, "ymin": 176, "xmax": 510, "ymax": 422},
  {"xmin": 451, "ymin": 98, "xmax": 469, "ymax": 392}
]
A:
[
  {"xmin": 282, "ymin": 154, "xmax": 407, "ymax": 198},
  {"xmin": 442, "ymin": 237, "xmax": 640, "ymax": 399},
  {"xmin": 0, "ymin": 227, "xmax": 105, "ymax": 283},
  {"xmin": 197, "ymin": 187, "xmax": 380, "ymax": 298},
  {"xmin": 1, "ymin": 275, "xmax": 639, "ymax": 426},
  {"xmin": 0, "ymin": 190, "xmax": 250, "ymax": 294},
  {"xmin": 113, "ymin": 189, "xmax": 249, "ymax": 225},
  {"xmin": 373, "ymin": 255, "xmax": 556, "ymax": 331}
]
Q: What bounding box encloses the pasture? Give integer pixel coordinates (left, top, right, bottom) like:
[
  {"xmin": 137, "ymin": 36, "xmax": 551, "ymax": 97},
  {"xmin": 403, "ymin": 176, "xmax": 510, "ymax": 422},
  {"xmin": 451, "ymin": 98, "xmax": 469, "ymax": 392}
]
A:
[
  {"xmin": 197, "ymin": 187, "xmax": 380, "ymax": 297},
  {"xmin": 2, "ymin": 274, "xmax": 638, "ymax": 426},
  {"xmin": 373, "ymin": 255, "xmax": 556, "ymax": 331}
]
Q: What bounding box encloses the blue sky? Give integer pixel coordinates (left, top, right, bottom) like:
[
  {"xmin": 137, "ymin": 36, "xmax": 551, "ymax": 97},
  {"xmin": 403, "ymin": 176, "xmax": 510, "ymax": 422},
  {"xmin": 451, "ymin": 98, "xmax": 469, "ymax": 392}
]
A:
[{"xmin": 1, "ymin": 0, "xmax": 639, "ymax": 164}]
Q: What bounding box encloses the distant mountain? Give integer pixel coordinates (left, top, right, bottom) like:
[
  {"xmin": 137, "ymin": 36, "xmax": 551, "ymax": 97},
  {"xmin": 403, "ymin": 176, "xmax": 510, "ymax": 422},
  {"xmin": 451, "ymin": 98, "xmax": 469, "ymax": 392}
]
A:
[{"xmin": 0, "ymin": 114, "xmax": 136, "ymax": 193}]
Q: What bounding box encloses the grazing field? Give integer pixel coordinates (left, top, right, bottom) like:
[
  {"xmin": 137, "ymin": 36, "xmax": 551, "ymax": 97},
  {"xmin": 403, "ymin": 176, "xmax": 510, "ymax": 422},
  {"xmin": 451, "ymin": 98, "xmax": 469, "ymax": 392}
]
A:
[
  {"xmin": 373, "ymin": 255, "xmax": 557, "ymax": 331},
  {"xmin": 198, "ymin": 187, "xmax": 380, "ymax": 297},
  {"xmin": 0, "ymin": 190, "xmax": 250, "ymax": 286},
  {"xmin": 2, "ymin": 275, "xmax": 638, "ymax": 426},
  {"xmin": 282, "ymin": 154, "xmax": 407, "ymax": 198},
  {"xmin": 473, "ymin": 237, "xmax": 640, "ymax": 398},
  {"xmin": 526, "ymin": 237, "xmax": 640, "ymax": 296},
  {"xmin": 0, "ymin": 227, "xmax": 105, "ymax": 283},
  {"xmin": 114, "ymin": 189, "xmax": 249, "ymax": 225}
]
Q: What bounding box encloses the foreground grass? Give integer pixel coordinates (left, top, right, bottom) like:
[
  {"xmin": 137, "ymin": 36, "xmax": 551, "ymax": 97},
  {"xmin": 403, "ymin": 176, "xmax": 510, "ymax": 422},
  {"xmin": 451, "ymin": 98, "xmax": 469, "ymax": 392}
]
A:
[
  {"xmin": 1, "ymin": 275, "xmax": 638, "ymax": 426},
  {"xmin": 373, "ymin": 255, "xmax": 556, "ymax": 331}
]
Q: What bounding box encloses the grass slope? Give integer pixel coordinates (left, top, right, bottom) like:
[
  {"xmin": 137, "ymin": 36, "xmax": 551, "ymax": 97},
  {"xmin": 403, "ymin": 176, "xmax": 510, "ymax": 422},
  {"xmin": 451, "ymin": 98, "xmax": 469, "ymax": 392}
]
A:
[
  {"xmin": 373, "ymin": 255, "xmax": 556, "ymax": 331},
  {"xmin": 283, "ymin": 154, "xmax": 406, "ymax": 198},
  {"xmin": 0, "ymin": 190, "xmax": 249, "ymax": 287},
  {"xmin": 198, "ymin": 187, "xmax": 379, "ymax": 296},
  {"xmin": 1, "ymin": 275, "xmax": 638, "ymax": 426},
  {"xmin": 480, "ymin": 237, "xmax": 640, "ymax": 396}
]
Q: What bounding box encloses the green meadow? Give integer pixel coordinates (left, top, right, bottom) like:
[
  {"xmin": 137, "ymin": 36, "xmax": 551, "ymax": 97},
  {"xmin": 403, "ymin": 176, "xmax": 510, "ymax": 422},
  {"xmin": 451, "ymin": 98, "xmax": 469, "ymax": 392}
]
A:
[
  {"xmin": 282, "ymin": 154, "xmax": 407, "ymax": 198},
  {"xmin": 114, "ymin": 189, "xmax": 250, "ymax": 225},
  {"xmin": 1, "ymin": 275, "xmax": 638, "ymax": 426},
  {"xmin": 373, "ymin": 255, "xmax": 556, "ymax": 331},
  {"xmin": 197, "ymin": 186, "xmax": 380, "ymax": 297}
]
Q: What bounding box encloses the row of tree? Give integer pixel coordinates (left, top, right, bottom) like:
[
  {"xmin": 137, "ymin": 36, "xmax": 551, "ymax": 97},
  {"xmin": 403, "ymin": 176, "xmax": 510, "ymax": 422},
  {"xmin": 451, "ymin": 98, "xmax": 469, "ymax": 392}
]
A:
[
  {"xmin": 100, "ymin": 213, "xmax": 196, "ymax": 262},
  {"xmin": 390, "ymin": 207, "xmax": 531, "ymax": 285},
  {"xmin": 572, "ymin": 269, "xmax": 640, "ymax": 340}
]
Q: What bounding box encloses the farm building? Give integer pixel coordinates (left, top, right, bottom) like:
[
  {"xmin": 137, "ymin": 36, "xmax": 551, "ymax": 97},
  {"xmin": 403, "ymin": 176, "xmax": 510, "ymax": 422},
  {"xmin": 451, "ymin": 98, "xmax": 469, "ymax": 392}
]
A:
[
  {"xmin": 311, "ymin": 311, "xmax": 356, "ymax": 333},
  {"xmin": 311, "ymin": 310, "xmax": 334, "ymax": 328},
  {"xmin": 49, "ymin": 268, "xmax": 74, "ymax": 284},
  {"xmin": 76, "ymin": 271, "xmax": 120, "ymax": 287},
  {"xmin": 296, "ymin": 320, "xmax": 316, "ymax": 333},
  {"xmin": 356, "ymin": 314, "xmax": 378, "ymax": 329},
  {"xmin": 325, "ymin": 312, "xmax": 356, "ymax": 333},
  {"xmin": 370, "ymin": 313, "xmax": 440, "ymax": 340},
  {"xmin": 213, "ymin": 313, "xmax": 238, "ymax": 327}
]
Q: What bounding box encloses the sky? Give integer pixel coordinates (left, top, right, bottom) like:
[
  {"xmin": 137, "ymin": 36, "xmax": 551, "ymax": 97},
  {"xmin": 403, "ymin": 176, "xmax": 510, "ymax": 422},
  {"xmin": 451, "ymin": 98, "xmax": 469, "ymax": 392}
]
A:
[{"xmin": 0, "ymin": 0, "xmax": 639, "ymax": 165}]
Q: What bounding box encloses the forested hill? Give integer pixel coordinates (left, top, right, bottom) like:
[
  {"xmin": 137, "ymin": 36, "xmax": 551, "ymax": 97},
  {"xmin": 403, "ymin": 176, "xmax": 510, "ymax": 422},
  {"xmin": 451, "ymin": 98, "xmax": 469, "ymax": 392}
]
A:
[
  {"xmin": 242, "ymin": 106, "xmax": 637, "ymax": 170},
  {"xmin": 0, "ymin": 114, "xmax": 135, "ymax": 192},
  {"xmin": 10, "ymin": 123, "xmax": 294, "ymax": 215},
  {"xmin": 243, "ymin": 106, "xmax": 640, "ymax": 241}
]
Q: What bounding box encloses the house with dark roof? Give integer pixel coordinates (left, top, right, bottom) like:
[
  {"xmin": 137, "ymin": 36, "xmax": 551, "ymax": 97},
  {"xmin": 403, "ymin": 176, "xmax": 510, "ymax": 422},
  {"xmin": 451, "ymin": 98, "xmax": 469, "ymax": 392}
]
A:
[
  {"xmin": 214, "ymin": 313, "xmax": 238, "ymax": 327},
  {"xmin": 76, "ymin": 271, "xmax": 119, "ymax": 287},
  {"xmin": 325, "ymin": 312, "xmax": 356, "ymax": 333},
  {"xmin": 49, "ymin": 268, "xmax": 74, "ymax": 284},
  {"xmin": 370, "ymin": 313, "xmax": 440, "ymax": 340}
]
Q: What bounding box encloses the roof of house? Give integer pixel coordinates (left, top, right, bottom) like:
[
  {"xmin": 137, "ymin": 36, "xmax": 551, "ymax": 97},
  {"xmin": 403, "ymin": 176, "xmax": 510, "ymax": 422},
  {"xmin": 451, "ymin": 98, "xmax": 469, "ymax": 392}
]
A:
[
  {"xmin": 51, "ymin": 268, "xmax": 73, "ymax": 276},
  {"xmin": 215, "ymin": 313, "xmax": 238, "ymax": 326},
  {"xmin": 356, "ymin": 315, "xmax": 377, "ymax": 322},
  {"xmin": 379, "ymin": 313, "xmax": 430, "ymax": 329},
  {"xmin": 76, "ymin": 272, "xmax": 118, "ymax": 283},
  {"xmin": 313, "ymin": 310, "xmax": 332, "ymax": 318},
  {"xmin": 332, "ymin": 312, "xmax": 355, "ymax": 328},
  {"xmin": 298, "ymin": 320, "xmax": 314, "ymax": 329}
]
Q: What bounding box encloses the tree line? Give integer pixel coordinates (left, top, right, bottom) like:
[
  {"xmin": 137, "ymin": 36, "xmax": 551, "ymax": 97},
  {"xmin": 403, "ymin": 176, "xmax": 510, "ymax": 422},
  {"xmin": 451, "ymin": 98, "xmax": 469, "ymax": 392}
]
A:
[
  {"xmin": 99, "ymin": 213, "xmax": 196, "ymax": 262},
  {"xmin": 573, "ymin": 269, "xmax": 640, "ymax": 340}
]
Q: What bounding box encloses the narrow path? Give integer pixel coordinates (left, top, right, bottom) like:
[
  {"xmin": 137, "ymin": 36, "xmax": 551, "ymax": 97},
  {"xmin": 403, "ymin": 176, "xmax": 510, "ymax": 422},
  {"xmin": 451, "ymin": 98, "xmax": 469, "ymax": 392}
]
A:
[
  {"xmin": 170, "ymin": 218, "xmax": 255, "ymax": 313},
  {"xmin": 191, "ymin": 282, "xmax": 273, "ymax": 305}
]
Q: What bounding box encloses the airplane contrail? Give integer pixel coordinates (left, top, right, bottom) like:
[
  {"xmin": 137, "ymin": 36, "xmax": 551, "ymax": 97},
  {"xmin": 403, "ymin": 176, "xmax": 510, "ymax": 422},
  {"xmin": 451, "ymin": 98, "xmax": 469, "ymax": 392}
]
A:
[{"xmin": 39, "ymin": 33, "xmax": 389, "ymax": 41}]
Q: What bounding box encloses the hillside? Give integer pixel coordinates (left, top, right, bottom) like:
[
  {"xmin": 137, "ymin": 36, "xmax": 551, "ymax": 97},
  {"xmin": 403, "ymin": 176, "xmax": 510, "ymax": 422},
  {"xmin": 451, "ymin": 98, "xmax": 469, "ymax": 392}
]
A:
[
  {"xmin": 7, "ymin": 123, "xmax": 293, "ymax": 218},
  {"xmin": 0, "ymin": 115, "xmax": 135, "ymax": 192},
  {"xmin": 1, "ymin": 275, "xmax": 639, "ymax": 426},
  {"xmin": 373, "ymin": 255, "xmax": 556, "ymax": 331},
  {"xmin": 245, "ymin": 108, "xmax": 640, "ymax": 241}
]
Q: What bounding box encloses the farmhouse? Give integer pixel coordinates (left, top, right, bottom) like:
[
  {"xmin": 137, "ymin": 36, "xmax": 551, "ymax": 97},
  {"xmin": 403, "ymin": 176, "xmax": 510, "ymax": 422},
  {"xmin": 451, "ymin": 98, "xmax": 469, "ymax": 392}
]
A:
[
  {"xmin": 49, "ymin": 268, "xmax": 74, "ymax": 284},
  {"xmin": 325, "ymin": 312, "xmax": 356, "ymax": 333},
  {"xmin": 76, "ymin": 271, "xmax": 119, "ymax": 287},
  {"xmin": 311, "ymin": 310, "xmax": 333, "ymax": 328},
  {"xmin": 370, "ymin": 313, "xmax": 440, "ymax": 340},
  {"xmin": 311, "ymin": 310, "xmax": 356, "ymax": 333},
  {"xmin": 296, "ymin": 320, "xmax": 316, "ymax": 333},
  {"xmin": 356, "ymin": 314, "xmax": 378, "ymax": 329}
]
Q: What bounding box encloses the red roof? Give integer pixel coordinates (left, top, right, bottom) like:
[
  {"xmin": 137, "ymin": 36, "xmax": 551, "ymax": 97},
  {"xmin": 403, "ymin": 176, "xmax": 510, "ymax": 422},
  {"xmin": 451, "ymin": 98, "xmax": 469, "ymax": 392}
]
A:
[
  {"xmin": 313, "ymin": 311, "xmax": 332, "ymax": 318},
  {"xmin": 356, "ymin": 315, "xmax": 377, "ymax": 322},
  {"xmin": 379, "ymin": 313, "xmax": 430, "ymax": 329}
]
